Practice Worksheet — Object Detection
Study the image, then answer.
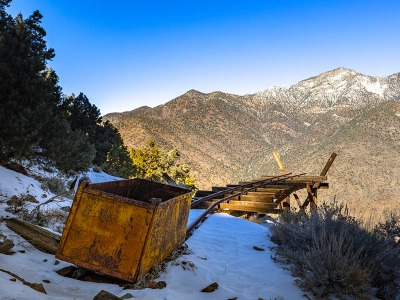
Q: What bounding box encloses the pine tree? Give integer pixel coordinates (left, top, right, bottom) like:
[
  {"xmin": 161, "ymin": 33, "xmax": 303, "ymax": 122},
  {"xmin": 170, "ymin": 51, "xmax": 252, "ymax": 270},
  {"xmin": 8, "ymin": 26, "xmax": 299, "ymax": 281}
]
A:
[
  {"xmin": 99, "ymin": 121, "xmax": 135, "ymax": 178},
  {"xmin": 0, "ymin": 2, "xmax": 61, "ymax": 161},
  {"xmin": 130, "ymin": 139, "xmax": 197, "ymax": 190},
  {"xmin": 0, "ymin": 1, "xmax": 99, "ymax": 174},
  {"xmin": 61, "ymin": 94, "xmax": 135, "ymax": 177}
]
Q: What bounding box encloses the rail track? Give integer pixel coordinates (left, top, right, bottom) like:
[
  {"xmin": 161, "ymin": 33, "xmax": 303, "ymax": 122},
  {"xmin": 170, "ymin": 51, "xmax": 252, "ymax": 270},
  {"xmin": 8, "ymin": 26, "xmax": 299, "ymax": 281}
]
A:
[
  {"xmin": 186, "ymin": 172, "xmax": 306, "ymax": 235},
  {"xmin": 186, "ymin": 152, "xmax": 337, "ymax": 237}
]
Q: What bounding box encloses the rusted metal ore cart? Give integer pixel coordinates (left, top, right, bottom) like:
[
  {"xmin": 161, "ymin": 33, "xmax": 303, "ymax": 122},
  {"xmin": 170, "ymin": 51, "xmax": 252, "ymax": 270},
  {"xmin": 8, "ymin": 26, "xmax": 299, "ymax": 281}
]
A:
[{"xmin": 55, "ymin": 179, "xmax": 193, "ymax": 282}]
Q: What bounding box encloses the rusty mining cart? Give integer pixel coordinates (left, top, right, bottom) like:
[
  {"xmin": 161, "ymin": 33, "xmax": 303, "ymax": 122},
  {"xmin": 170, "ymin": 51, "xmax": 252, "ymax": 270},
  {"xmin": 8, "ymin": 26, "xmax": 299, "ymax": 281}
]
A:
[{"xmin": 55, "ymin": 178, "xmax": 193, "ymax": 282}]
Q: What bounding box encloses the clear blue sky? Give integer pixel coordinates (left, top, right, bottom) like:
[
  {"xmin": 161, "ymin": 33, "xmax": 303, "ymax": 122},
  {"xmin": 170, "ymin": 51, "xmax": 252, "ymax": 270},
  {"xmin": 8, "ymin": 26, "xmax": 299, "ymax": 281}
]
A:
[{"xmin": 7, "ymin": 0, "xmax": 400, "ymax": 115}]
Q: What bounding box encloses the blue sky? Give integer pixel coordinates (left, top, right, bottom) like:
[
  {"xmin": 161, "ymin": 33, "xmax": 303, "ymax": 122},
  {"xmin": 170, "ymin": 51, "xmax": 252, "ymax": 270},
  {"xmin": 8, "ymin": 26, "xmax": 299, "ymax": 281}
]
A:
[{"xmin": 7, "ymin": 0, "xmax": 400, "ymax": 115}]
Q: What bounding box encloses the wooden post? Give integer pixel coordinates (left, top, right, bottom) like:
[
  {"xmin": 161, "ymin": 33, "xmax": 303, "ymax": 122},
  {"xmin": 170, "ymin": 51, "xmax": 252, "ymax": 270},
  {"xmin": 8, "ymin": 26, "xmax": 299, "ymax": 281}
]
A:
[
  {"xmin": 293, "ymin": 193, "xmax": 303, "ymax": 208},
  {"xmin": 272, "ymin": 150, "xmax": 290, "ymax": 209},
  {"xmin": 272, "ymin": 150, "xmax": 287, "ymax": 174},
  {"xmin": 320, "ymin": 152, "xmax": 337, "ymax": 176},
  {"xmin": 306, "ymin": 185, "xmax": 318, "ymax": 213}
]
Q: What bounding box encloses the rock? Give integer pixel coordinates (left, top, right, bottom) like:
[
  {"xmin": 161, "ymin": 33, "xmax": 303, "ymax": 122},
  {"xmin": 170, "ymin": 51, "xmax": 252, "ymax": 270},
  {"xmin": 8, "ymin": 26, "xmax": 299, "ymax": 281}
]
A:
[
  {"xmin": 93, "ymin": 290, "xmax": 122, "ymax": 300},
  {"xmin": 120, "ymin": 293, "xmax": 134, "ymax": 299},
  {"xmin": 0, "ymin": 239, "xmax": 15, "ymax": 254},
  {"xmin": 147, "ymin": 280, "xmax": 167, "ymax": 289},
  {"xmin": 25, "ymin": 194, "xmax": 38, "ymax": 203},
  {"xmin": 56, "ymin": 266, "xmax": 77, "ymax": 277},
  {"xmin": 201, "ymin": 282, "xmax": 219, "ymax": 293},
  {"xmin": 72, "ymin": 268, "xmax": 88, "ymax": 279},
  {"xmin": 6, "ymin": 195, "xmax": 23, "ymax": 206}
]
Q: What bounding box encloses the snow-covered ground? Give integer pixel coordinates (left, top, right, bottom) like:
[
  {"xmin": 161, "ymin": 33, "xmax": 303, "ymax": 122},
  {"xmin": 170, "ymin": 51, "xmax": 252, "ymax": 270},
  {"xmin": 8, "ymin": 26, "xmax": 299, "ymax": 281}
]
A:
[{"xmin": 0, "ymin": 165, "xmax": 305, "ymax": 299}]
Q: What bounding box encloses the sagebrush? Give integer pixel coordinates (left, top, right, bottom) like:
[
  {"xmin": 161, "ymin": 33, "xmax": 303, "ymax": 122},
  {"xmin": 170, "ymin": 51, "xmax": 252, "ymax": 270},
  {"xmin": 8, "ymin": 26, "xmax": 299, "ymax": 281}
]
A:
[{"xmin": 269, "ymin": 202, "xmax": 400, "ymax": 299}]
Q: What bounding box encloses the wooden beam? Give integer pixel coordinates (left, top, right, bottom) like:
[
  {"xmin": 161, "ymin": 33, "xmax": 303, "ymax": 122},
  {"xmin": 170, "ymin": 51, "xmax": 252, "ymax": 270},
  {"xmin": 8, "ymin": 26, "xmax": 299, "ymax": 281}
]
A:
[
  {"xmin": 272, "ymin": 150, "xmax": 287, "ymax": 173},
  {"xmin": 311, "ymin": 153, "xmax": 337, "ymax": 189},
  {"xmin": 5, "ymin": 218, "xmax": 61, "ymax": 254},
  {"xmin": 274, "ymin": 185, "xmax": 298, "ymax": 204},
  {"xmin": 306, "ymin": 184, "xmax": 318, "ymax": 213},
  {"xmin": 219, "ymin": 202, "xmax": 282, "ymax": 214},
  {"xmin": 320, "ymin": 152, "xmax": 337, "ymax": 176},
  {"xmin": 224, "ymin": 194, "xmax": 275, "ymax": 202},
  {"xmin": 293, "ymin": 193, "xmax": 303, "ymax": 208}
]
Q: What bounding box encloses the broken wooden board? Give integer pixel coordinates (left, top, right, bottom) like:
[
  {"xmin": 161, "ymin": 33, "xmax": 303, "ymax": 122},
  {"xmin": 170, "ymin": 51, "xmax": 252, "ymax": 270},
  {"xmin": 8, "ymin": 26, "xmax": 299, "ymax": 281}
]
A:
[{"xmin": 4, "ymin": 218, "xmax": 61, "ymax": 254}]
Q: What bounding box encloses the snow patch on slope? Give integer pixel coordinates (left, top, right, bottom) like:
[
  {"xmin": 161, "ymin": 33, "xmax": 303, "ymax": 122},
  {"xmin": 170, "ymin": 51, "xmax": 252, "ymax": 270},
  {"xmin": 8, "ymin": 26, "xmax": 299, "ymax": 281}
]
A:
[{"xmin": 359, "ymin": 77, "xmax": 387, "ymax": 97}]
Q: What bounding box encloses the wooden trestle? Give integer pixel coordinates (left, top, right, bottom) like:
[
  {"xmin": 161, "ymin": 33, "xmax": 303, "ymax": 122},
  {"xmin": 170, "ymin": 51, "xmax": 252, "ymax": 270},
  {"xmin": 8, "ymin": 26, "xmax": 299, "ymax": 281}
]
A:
[{"xmin": 193, "ymin": 153, "xmax": 336, "ymax": 214}]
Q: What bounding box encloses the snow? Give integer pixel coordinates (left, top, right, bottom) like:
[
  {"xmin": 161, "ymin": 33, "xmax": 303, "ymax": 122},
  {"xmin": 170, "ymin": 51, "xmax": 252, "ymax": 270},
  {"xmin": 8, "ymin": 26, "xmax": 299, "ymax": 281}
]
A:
[
  {"xmin": 359, "ymin": 77, "xmax": 387, "ymax": 97},
  {"xmin": 0, "ymin": 166, "xmax": 47, "ymax": 202},
  {"xmin": 0, "ymin": 165, "xmax": 305, "ymax": 299}
]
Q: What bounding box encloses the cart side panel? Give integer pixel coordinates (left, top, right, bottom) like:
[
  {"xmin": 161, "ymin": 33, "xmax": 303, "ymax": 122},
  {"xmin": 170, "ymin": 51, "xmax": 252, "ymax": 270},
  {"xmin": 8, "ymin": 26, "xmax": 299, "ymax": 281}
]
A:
[
  {"xmin": 138, "ymin": 192, "xmax": 192, "ymax": 277},
  {"xmin": 56, "ymin": 187, "xmax": 155, "ymax": 281}
]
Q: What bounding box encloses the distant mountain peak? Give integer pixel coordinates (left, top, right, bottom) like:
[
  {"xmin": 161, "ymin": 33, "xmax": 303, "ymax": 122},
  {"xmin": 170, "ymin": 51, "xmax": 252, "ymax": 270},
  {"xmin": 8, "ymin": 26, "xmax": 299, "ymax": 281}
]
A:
[
  {"xmin": 255, "ymin": 67, "xmax": 400, "ymax": 109},
  {"xmin": 184, "ymin": 89, "xmax": 206, "ymax": 97}
]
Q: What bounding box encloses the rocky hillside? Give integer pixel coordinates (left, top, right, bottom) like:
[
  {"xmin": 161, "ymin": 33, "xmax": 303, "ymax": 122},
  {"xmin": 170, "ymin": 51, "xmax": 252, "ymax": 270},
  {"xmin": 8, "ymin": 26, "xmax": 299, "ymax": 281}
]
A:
[{"xmin": 104, "ymin": 67, "xmax": 400, "ymax": 214}]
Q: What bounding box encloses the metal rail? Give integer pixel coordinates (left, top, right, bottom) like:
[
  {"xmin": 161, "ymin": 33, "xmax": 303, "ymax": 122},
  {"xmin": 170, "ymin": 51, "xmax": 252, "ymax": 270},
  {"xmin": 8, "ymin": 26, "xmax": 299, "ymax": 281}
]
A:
[
  {"xmin": 191, "ymin": 172, "xmax": 296, "ymax": 208},
  {"xmin": 186, "ymin": 172, "xmax": 306, "ymax": 236}
]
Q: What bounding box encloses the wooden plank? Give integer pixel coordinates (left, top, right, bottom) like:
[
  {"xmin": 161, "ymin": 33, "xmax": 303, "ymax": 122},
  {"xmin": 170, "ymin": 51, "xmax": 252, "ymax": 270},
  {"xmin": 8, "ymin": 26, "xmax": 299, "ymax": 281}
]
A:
[
  {"xmin": 225, "ymin": 201, "xmax": 278, "ymax": 207},
  {"xmin": 239, "ymin": 194, "xmax": 275, "ymax": 202},
  {"xmin": 222, "ymin": 194, "xmax": 274, "ymax": 202},
  {"xmin": 246, "ymin": 191, "xmax": 279, "ymax": 196},
  {"xmin": 219, "ymin": 202, "xmax": 281, "ymax": 214},
  {"xmin": 5, "ymin": 218, "xmax": 61, "ymax": 254}
]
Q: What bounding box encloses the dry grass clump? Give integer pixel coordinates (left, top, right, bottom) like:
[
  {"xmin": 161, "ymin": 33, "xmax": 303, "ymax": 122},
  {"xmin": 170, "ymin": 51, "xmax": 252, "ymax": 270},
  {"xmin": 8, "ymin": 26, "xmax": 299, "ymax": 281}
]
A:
[
  {"xmin": 269, "ymin": 202, "xmax": 400, "ymax": 299},
  {"xmin": 41, "ymin": 176, "xmax": 73, "ymax": 198}
]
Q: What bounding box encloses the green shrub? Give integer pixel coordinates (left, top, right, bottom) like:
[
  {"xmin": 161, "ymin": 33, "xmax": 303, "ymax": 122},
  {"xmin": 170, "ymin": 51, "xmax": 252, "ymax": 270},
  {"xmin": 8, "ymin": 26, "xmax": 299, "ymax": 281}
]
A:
[{"xmin": 269, "ymin": 202, "xmax": 400, "ymax": 299}]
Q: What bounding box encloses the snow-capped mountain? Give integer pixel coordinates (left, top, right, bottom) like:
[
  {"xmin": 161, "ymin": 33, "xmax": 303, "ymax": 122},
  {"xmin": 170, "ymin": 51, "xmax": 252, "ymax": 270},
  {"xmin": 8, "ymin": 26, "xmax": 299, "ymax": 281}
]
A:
[{"xmin": 256, "ymin": 67, "xmax": 400, "ymax": 109}]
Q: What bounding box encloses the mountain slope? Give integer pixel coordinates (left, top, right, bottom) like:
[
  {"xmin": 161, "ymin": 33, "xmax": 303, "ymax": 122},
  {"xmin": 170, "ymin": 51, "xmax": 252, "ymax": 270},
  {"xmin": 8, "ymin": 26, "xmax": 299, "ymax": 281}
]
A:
[{"xmin": 104, "ymin": 68, "xmax": 400, "ymax": 212}]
